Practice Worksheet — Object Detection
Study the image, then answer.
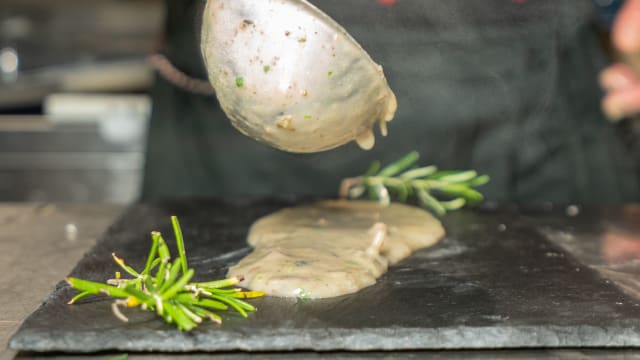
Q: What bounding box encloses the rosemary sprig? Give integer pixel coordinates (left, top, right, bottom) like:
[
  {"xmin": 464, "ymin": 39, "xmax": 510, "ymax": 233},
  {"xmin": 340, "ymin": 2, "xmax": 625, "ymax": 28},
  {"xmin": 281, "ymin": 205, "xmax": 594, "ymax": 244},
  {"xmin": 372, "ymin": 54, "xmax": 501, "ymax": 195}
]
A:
[
  {"xmin": 339, "ymin": 151, "xmax": 489, "ymax": 216},
  {"xmin": 66, "ymin": 216, "xmax": 264, "ymax": 331}
]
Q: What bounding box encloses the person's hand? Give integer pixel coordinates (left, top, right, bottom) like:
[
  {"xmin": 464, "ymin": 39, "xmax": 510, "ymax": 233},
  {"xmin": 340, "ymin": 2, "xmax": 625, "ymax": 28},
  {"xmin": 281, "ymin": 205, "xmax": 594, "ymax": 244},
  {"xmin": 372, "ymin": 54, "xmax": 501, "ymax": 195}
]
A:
[
  {"xmin": 600, "ymin": 206, "xmax": 640, "ymax": 264},
  {"xmin": 601, "ymin": 230, "xmax": 640, "ymax": 264},
  {"xmin": 599, "ymin": 0, "xmax": 640, "ymax": 121}
]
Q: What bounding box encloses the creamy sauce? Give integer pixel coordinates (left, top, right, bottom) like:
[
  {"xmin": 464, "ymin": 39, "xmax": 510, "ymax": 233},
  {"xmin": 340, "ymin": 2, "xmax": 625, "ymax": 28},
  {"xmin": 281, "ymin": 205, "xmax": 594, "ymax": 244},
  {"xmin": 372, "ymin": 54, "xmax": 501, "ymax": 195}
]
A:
[{"xmin": 227, "ymin": 200, "xmax": 445, "ymax": 298}]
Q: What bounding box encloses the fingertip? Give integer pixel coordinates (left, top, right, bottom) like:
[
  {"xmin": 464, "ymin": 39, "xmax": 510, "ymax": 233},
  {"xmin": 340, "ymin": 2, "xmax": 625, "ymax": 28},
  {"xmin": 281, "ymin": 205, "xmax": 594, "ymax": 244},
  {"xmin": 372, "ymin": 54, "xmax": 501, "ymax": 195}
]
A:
[
  {"xmin": 601, "ymin": 84, "xmax": 640, "ymax": 121},
  {"xmin": 612, "ymin": 0, "xmax": 640, "ymax": 53},
  {"xmin": 599, "ymin": 66, "xmax": 620, "ymax": 91},
  {"xmin": 599, "ymin": 63, "xmax": 640, "ymax": 91},
  {"xmin": 602, "ymin": 94, "xmax": 625, "ymax": 122}
]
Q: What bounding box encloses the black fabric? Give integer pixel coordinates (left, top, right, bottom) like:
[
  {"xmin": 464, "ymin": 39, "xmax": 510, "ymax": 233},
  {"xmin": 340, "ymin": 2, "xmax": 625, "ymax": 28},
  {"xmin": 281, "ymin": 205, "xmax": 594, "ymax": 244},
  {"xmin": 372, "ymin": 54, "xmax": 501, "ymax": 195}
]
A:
[{"xmin": 142, "ymin": 0, "xmax": 639, "ymax": 205}]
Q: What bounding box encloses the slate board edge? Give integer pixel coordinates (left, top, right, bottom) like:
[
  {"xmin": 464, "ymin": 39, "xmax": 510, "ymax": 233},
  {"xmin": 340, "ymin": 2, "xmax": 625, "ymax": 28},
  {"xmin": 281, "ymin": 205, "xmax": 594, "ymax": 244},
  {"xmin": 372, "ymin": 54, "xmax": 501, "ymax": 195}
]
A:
[
  {"xmin": 10, "ymin": 201, "xmax": 640, "ymax": 353},
  {"xmin": 10, "ymin": 325, "xmax": 640, "ymax": 353}
]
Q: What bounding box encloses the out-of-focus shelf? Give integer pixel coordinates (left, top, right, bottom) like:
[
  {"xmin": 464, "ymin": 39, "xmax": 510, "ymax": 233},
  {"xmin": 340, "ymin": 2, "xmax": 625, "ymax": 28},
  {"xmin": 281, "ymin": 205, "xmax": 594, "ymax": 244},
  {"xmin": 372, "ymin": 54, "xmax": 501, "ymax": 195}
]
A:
[
  {"xmin": 0, "ymin": 59, "xmax": 154, "ymax": 109},
  {"xmin": 0, "ymin": 0, "xmax": 164, "ymax": 109},
  {"xmin": 0, "ymin": 94, "xmax": 151, "ymax": 203}
]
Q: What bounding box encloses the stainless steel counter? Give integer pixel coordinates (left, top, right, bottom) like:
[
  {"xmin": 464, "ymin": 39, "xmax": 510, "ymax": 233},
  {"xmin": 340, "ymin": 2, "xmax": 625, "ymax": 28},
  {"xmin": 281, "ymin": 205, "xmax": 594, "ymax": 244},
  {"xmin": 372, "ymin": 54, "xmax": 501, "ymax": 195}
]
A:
[{"xmin": 0, "ymin": 203, "xmax": 123, "ymax": 359}]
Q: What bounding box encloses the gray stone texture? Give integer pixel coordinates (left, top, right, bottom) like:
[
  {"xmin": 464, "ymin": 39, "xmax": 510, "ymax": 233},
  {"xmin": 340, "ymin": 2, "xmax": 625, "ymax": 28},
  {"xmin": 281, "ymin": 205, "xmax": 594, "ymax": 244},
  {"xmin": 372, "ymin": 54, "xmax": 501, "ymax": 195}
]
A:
[{"xmin": 10, "ymin": 199, "xmax": 640, "ymax": 353}]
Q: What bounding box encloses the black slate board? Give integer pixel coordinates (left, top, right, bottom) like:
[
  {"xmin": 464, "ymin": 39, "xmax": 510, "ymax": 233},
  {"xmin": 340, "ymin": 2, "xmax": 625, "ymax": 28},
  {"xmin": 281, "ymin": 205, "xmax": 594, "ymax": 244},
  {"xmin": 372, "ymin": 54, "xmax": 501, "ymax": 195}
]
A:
[{"xmin": 10, "ymin": 199, "xmax": 640, "ymax": 353}]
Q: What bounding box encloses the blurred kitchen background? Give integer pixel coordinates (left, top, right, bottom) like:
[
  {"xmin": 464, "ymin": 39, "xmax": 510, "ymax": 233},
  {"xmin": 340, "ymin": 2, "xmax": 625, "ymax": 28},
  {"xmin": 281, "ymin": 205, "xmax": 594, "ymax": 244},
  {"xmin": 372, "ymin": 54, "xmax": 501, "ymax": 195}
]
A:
[
  {"xmin": 0, "ymin": 0, "xmax": 163, "ymax": 203},
  {"xmin": 0, "ymin": 0, "xmax": 631, "ymax": 204}
]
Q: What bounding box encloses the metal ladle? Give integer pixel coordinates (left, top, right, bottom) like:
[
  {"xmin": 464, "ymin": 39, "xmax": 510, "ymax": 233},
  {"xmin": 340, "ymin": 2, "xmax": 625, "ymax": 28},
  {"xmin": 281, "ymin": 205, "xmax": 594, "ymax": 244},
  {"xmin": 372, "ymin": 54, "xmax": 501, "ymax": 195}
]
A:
[{"xmin": 200, "ymin": 0, "xmax": 397, "ymax": 153}]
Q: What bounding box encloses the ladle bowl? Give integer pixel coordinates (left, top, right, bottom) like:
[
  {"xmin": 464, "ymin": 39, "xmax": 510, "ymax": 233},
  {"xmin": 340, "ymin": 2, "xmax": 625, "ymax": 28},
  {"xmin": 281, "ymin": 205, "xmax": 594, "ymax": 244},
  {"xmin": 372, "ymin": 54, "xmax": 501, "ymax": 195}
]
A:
[{"xmin": 200, "ymin": 0, "xmax": 397, "ymax": 153}]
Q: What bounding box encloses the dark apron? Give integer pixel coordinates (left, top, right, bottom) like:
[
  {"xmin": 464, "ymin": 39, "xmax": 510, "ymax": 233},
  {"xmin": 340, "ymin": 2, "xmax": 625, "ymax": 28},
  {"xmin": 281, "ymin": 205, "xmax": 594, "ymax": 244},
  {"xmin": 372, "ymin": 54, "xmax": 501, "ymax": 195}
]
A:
[{"xmin": 142, "ymin": 0, "xmax": 639, "ymax": 205}]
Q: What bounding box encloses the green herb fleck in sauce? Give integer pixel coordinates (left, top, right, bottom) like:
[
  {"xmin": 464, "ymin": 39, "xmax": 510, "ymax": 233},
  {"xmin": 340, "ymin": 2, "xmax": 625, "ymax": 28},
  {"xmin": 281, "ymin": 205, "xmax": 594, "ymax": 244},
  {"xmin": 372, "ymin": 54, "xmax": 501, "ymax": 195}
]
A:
[
  {"xmin": 295, "ymin": 288, "xmax": 311, "ymax": 300},
  {"xmin": 235, "ymin": 77, "xmax": 244, "ymax": 87}
]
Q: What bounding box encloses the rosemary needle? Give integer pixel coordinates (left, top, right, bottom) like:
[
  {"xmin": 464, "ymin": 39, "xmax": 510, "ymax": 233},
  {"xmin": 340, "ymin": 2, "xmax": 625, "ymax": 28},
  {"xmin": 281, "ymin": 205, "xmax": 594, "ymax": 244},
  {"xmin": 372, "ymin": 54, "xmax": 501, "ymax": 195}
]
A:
[
  {"xmin": 339, "ymin": 151, "xmax": 489, "ymax": 216},
  {"xmin": 67, "ymin": 217, "xmax": 264, "ymax": 331}
]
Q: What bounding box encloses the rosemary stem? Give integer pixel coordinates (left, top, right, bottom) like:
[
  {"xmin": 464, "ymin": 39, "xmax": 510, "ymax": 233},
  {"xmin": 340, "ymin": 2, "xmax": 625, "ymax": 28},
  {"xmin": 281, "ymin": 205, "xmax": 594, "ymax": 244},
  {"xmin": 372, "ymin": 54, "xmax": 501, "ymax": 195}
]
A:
[
  {"xmin": 143, "ymin": 232, "xmax": 161, "ymax": 275},
  {"xmin": 67, "ymin": 217, "xmax": 264, "ymax": 330},
  {"xmin": 192, "ymin": 276, "xmax": 242, "ymax": 289},
  {"xmin": 340, "ymin": 151, "xmax": 489, "ymax": 215},
  {"xmin": 171, "ymin": 216, "xmax": 188, "ymax": 275}
]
